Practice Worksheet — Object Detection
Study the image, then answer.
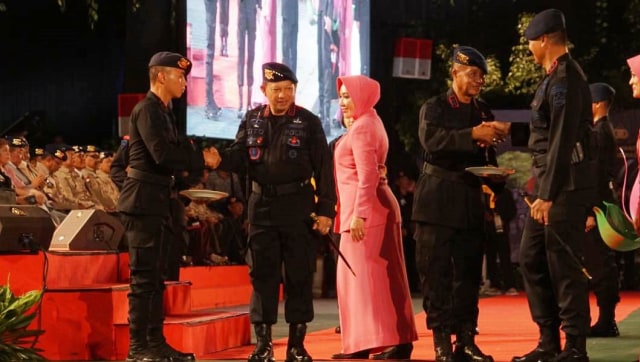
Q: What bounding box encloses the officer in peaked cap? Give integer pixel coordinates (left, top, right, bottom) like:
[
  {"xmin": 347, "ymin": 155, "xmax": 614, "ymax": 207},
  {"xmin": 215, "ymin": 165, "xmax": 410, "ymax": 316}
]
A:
[
  {"xmin": 117, "ymin": 50, "xmax": 217, "ymax": 362},
  {"xmin": 452, "ymin": 46, "xmax": 488, "ymax": 74},
  {"xmin": 513, "ymin": 7, "xmax": 595, "ymax": 362},
  {"xmin": 524, "ymin": 8, "xmax": 566, "ymax": 40},
  {"xmin": 584, "ymin": 82, "xmax": 621, "ymax": 339},
  {"xmin": 214, "ymin": 60, "xmax": 335, "ymax": 362},
  {"xmin": 148, "ymin": 51, "xmax": 192, "ymax": 76}
]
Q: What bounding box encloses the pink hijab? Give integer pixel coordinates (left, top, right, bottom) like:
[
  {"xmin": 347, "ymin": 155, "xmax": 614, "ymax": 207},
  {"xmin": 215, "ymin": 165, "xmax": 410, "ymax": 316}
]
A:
[
  {"xmin": 627, "ymin": 54, "xmax": 640, "ymax": 76},
  {"xmin": 336, "ymin": 75, "xmax": 380, "ymax": 120}
]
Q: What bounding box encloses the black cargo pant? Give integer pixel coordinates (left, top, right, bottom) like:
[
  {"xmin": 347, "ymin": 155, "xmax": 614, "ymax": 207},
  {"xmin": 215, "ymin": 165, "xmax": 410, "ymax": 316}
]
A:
[
  {"xmin": 414, "ymin": 223, "xmax": 484, "ymax": 332},
  {"xmin": 519, "ymin": 190, "xmax": 591, "ymax": 336},
  {"xmin": 247, "ymin": 222, "xmax": 317, "ymax": 325},
  {"xmin": 123, "ymin": 212, "xmax": 173, "ymax": 332}
]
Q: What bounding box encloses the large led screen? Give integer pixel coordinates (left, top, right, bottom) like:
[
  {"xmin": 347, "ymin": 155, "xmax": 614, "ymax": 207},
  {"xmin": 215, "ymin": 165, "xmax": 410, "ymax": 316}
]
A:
[{"xmin": 186, "ymin": 0, "xmax": 370, "ymax": 141}]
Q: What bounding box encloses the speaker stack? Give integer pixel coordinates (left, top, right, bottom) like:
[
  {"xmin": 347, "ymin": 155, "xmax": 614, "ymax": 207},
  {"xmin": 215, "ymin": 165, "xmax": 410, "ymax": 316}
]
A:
[
  {"xmin": 0, "ymin": 205, "xmax": 55, "ymax": 252},
  {"xmin": 49, "ymin": 210, "xmax": 124, "ymax": 251}
]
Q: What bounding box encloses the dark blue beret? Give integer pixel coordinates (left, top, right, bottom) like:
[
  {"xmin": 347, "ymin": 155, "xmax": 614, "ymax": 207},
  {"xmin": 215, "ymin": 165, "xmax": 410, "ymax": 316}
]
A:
[
  {"xmin": 525, "ymin": 9, "xmax": 566, "ymax": 40},
  {"xmin": 453, "ymin": 46, "xmax": 488, "ymax": 74},
  {"xmin": 589, "ymin": 82, "xmax": 616, "ymax": 103},
  {"xmin": 262, "ymin": 62, "xmax": 298, "ymax": 84},
  {"xmin": 148, "ymin": 51, "xmax": 192, "ymax": 76},
  {"xmin": 44, "ymin": 145, "xmax": 68, "ymax": 161}
]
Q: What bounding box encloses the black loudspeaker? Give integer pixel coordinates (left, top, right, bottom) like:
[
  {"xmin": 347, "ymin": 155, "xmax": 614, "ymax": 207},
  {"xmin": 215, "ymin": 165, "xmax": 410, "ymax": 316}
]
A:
[
  {"xmin": 0, "ymin": 205, "xmax": 55, "ymax": 252},
  {"xmin": 49, "ymin": 210, "xmax": 124, "ymax": 251}
]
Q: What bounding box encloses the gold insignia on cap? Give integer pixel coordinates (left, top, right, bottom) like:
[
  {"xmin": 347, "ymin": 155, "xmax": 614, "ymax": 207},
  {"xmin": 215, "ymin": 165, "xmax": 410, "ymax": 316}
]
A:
[
  {"xmin": 264, "ymin": 69, "xmax": 275, "ymax": 80},
  {"xmin": 35, "ymin": 148, "xmax": 44, "ymax": 155},
  {"xmin": 178, "ymin": 57, "xmax": 190, "ymax": 70},
  {"xmin": 86, "ymin": 145, "xmax": 96, "ymax": 152},
  {"xmin": 55, "ymin": 150, "xmax": 65, "ymax": 159},
  {"xmin": 456, "ymin": 52, "xmax": 469, "ymax": 65}
]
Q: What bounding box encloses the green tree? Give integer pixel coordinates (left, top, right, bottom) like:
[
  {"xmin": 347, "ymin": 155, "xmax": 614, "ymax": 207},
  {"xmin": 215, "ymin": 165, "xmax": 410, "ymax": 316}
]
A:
[{"xmin": 504, "ymin": 12, "xmax": 544, "ymax": 98}]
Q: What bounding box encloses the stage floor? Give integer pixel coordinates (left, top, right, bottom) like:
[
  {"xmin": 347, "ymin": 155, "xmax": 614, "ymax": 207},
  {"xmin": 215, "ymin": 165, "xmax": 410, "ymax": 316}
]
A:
[{"xmin": 97, "ymin": 293, "xmax": 640, "ymax": 362}]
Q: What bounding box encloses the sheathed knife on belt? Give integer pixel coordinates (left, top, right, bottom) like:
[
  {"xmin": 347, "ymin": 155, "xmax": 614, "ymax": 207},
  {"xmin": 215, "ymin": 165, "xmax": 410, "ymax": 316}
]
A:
[
  {"xmin": 520, "ymin": 192, "xmax": 592, "ymax": 280},
  {"xmin": 310, "ymin": 213, "xmax": 356, "ymax": 277}
]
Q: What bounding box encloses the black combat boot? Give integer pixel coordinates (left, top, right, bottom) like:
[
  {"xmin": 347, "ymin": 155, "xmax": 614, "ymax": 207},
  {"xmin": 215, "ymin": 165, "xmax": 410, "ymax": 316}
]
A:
[
  {"xmin": 148, "ymin": 327, "xmax": 195, "ymax": 361},
  {"xmin": 589, "ymin": 304, "xmax": 619, "ymax": 338},
  {"xmin": 433, "ymin": 328, "xmax": 454, "ymax": 362},
  {"xmin": 285, "ymin": 323, "xmax": 313, "ymax": 362},
  {"xmin": 511, "ymin": 327, "xmax": 560, "ymax": 362},
  {"xmin": 248, "ymin": 324, "xmax": 275, "ymax": 362},
  {"xmin": 454, "ymin": 325, "xmax": 494, "ymax": 362},
  {"xmin": 550, "ymin": 334, "xmax": 588, "ymax": 362},
  {"xmin": 126, "ymin": 329, "xmax": 160, "ymax": 362}
]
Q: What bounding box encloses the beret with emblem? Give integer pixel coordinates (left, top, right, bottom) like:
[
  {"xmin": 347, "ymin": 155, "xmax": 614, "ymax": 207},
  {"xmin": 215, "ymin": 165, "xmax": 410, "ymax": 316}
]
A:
[
  {"xmin": 262, "ymin": 62, "xmax": 298, "ymax": 84},
  {"xmin": 45, "ymin": 145, "xmax": 68, "ymax": 162},
  {"xmin": 627, "ymin": 54, "xmax": 640, "ymax": 77},
  {"xmin": 6, "ymin": 136, "xmax": 27, "ymax": 148},
  {"xmin": 453, "ymin": 46, "xmax": 487, "ymax": 74},
  {"xmin": 589, "ymin": 83, "xmax": 615, "ymax": 103},
  {"xmin": 525, "ymin": 9, "xmax": 566, "ymax": 41},
  {"xmin": 72, "ymin": 145, "xmax": 85, "ymax": 153},
  {"xmin": 148, "ymin": 51, "xmax": 192, "ymax": 76}
]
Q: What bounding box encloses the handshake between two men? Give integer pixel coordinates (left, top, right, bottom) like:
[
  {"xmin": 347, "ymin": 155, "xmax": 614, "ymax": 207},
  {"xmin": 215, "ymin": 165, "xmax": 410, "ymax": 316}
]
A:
[{"xmin": 471, "ymin": 121, "xmax": 511, "ymax": 148}]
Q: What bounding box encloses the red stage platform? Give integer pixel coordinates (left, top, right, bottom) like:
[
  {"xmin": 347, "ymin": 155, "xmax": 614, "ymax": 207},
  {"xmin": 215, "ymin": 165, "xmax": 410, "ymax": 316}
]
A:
[{"xmin": 0, "ymin": 251, "xmax": 252, "ymax": 360}]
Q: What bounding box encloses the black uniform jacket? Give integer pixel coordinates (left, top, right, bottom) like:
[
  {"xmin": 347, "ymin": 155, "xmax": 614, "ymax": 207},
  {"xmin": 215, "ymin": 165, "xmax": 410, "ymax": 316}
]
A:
[
  {"xmin": 117, "ymin": 91, "xmax": 204, "ymax": 216},
  {"xmin": 528, "ymin": 53, "xmax": 596, "ymax": 202},
  {"xmin": 219, "ymin": 104, "xmax": 336, "ymax": 226},
  {"xmin": 593, "ymin": 115, "xmax": 617, "ymax": 205},
  {"xmin": 412, "ymin": 89, "xmax": 498, "ymax": 229}
]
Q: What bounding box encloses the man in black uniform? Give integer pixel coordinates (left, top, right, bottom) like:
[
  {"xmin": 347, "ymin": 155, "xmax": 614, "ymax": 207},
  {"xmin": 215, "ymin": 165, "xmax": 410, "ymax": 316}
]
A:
[
  {"xmin": 512, "ymin": 9, "xmax": 596, "ymax": 362},
  {"xmin": 212, "ymin": 62, "xmax": 336, "ymax": 362},
  {"xmin": 583, "ymin": 83, "xmax": 621, "ymax": 338},
  {"xmin": 412, "ymin": 46, "xmax": 507, "ymax": 362},
  {"xmin": 117, "ymin": 51, "xmax": 218, "ymax": 362}
]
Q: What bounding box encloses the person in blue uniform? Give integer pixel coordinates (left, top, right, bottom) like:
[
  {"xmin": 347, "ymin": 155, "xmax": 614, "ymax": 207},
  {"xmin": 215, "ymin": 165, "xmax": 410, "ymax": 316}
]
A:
[
  {"xmin": 211, "ymin": 62, "xmax": 336, "ymax": 362},
  {"xmin": 512, "ymin": 9, "xmax": 596, "ymax": 362}
]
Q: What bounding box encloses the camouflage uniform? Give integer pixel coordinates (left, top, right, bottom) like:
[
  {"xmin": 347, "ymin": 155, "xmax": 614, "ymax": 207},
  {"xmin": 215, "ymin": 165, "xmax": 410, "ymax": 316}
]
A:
[{"xmin": 51, "ymin": 165, "xmax": 94, "ymax": 210}]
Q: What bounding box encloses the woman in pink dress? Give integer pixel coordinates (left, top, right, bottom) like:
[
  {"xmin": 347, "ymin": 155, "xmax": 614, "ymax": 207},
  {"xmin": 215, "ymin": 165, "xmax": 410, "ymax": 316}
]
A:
[
  {"xmin": 628, "ymin": 54, "xmax": 640, "ymax": 233},
  {"xmin": 331, "ymin": 75, "xmax": 418, "ymax": 360}
]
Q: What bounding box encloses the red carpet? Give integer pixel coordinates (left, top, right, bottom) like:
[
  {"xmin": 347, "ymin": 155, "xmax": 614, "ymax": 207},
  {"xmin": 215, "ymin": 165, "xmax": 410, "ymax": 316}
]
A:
[{"xmin": 204, "ymin": 292, "xmax": 640, "ymax": 361}]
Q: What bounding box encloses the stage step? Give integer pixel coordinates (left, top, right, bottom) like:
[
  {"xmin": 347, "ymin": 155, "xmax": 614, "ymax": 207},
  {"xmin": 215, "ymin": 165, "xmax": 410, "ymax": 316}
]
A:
[
  {"xmin": 113, "ymin": 311, "xmax": 251, "ymax": 360},
  {"xmin": 180, "ymin": 265, "xmax": 253, "ymax": 309},
  {"xmin": 0, "ymin": 252, "xmax": 254, "ymax": 360}
]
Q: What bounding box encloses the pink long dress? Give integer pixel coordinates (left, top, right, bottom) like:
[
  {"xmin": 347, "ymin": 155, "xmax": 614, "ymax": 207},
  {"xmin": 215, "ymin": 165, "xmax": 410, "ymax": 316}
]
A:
[{"xmin": 333, "ymin": 75, "xmax": 418, "ymax": 354}]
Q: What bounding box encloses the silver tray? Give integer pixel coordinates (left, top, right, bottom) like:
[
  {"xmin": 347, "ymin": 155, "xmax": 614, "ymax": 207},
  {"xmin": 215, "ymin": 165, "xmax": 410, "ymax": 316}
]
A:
[
  {"xmin": 179, "ymin": 189, "xmax": 229, "ymax": 202},
  {"xmin": 465, "ymin": 166, "xmax": 515, "ymax": 177}
]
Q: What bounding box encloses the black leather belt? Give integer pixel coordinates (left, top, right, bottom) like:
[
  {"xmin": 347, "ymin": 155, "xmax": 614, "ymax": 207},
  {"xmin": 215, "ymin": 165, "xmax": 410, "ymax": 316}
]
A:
[
  {"xmin": 252, "ymin": 179, "xmax": 310, "ymax": 196},
  {"xmin": 422, "ymin": 163, "xmax": 475, "ymax": 184},
  {"xmin": 128, "ymin": 168, "xmax": 174, "ymax": 186}
]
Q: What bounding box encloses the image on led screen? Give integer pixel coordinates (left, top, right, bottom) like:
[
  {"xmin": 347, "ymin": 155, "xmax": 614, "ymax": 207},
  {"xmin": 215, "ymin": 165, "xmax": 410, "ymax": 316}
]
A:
[{"xmin": 186, "ymin": 0, "xmax": 370, "ymax": 141}]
